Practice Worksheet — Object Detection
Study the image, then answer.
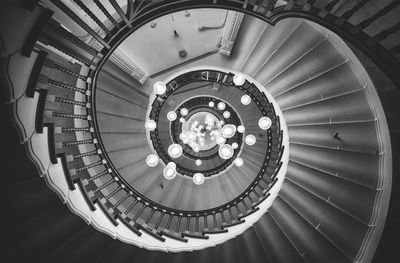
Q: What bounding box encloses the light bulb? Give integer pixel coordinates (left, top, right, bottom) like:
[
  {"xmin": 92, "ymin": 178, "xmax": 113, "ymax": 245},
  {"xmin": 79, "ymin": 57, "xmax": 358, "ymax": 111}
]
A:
[
  {"xmin": 193, "ymin": 146, "xmax": 200, "ymax": 153},
  {"xmin": 241, "ymin": 95, "xmax": 251, "ymax": 105},
  {"xmin": 145, "ymin": 120, "xmax": 156, "ymax": 131},
  {"xmin": 195, "ymin": 159, "xmax": 202, "ymax": 166},
  {"xmin": 193, "ymin": 173, "xmax": 204, "ymax": 185},
  {"xmin": 258, "ymin": 116, "xmax": 272, "ymax": 130},
  {"xmin": 245, "ymin": 134, "xmax": 256, "ymax": 146},
  {"xmin": 234, "ymin": 158, "xmax": 244, "ymax": 167},
  {"xmin": 221, "ymin": 124, "xmax": 236, "ymax": 138},
  {"xmin": 208, "ymin": 101, "xmax": 215, "ymax": 107},
  {"xmin": 233, "ymin": 73, "xmax": 246, "ymax": 86},
  {"xmin": 232, "ymin": 142, "xmax": 238, "ymax": 149},
  {"xmin": 168, "ymin": 144, "xmax": 183, "ymax": 158},
  {"xmin": 223, "ymin": 111, "xmax": 231, "ymax": 119},
  {"xmin": 179, "ymin": 132, "xmax": 188, "ymax": 141},
  {"xmin": 237, "ymin": 125, "xmax": 245, "ymax": 133},
  {"xmin": 167, "ymin": 111, "xmax": 177, "ymax": 121},
  {"xmin": 167, "ymin": 162, "xmax": 176, "ymax": 168},
  {"xmin": 219, "ymin": 144, "xmax": 234, "ymax": 160},
  {"xmin": 163, "ymin": 164, "xmax": 176, "ymax": 180},
  {"xmin": 187, "ymin": 131, "xmax": 196, "ymax": 141},
  {"xmin": 146, "ymin": 154, "xmax": 159, "ymax": 167},
  {"xmin": 180, "ymin": 108, "xmax": 188, "ymax": 116},
  {"xmin": 153, "ymin": 81, "xmax": 166, "ymax": 95},
  {"xmin": 216, "ymin": 136, "xmax": 226, "ymax": 145},
  {"xmin": 180, "ymin": 117, "xmax": 185, "ymax": 123},
  {"xmin": 217, "ymin": 102, "xmax": 226, "ymax": 110}
]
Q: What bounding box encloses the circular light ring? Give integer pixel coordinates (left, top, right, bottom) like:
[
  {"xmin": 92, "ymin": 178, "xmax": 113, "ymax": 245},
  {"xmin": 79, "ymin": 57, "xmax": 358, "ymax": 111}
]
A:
[
  {"xmin": 217, "ymin": 102, "xmax": 226, "ymax": 110},
  {"xmin": 146, "ymin": 154, "xmax": 159, "ymax": 167},
  {"xmin": 258, "ymin": 116, "xmax": 272, "ymax": 130},
  {"xmin": 237, "ymin": 125, "xmax": 245, "ymax": 133},
  {"xmin": 219, "ymin": 144, "xmax": 234, "ymax": 160},
  {"xmin": 163, "ymin": 164, "xmax": 177, "ymax": 180},
  {"xmin": 195, "ymin": 159, "xmax": 202, "ymax": 166},
  {"xmin": 180, "ymin": 108, "xmax": 189, "ymax": 116},
  {"xmin": 167, "ymin": 111, "xmax": 177, "ymax": 121},
  {"xmin": 223, "ymin": 111, "xmax": 231, "ymax": 119},
  {"xmin": 221, "ymin": 124, "xmax": 237, "ymax": 138},
  {"xmin": 234, "ymin": 157, "xmax": 244, "ymax": 167},
  {"xmin": 241, "ymin": 94, "xmax": 252, "ymax": 105},
  {"xmin": 145, "ymin": 120, "xmax": 156, "ymax": 131},
  {"xmin": 245, "ymin": 134, "xmax": 257, "ymax": 146},
  {"xmin": 233, "ymin": 73, "xmax": 246, "ymax": 86},
  {"xmin": 168, "ymin": 144, "xmax": 183, "ymax": 158},
  {"xmin": 153, "ymin": 81, "xmax": 166, "ymax": 95},
  {"xmin": 193, "ymin": 173, "xmax": 205, "ymax": 185}
]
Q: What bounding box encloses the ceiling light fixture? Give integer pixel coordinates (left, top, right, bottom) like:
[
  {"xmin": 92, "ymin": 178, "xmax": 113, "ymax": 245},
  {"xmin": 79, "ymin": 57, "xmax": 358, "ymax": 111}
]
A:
[
  {"xmin": 167, "ymin": 111, "xmax": 177, "ymax": 121},
  {"xmin": 232, "ymin": 142, "xmax": 238, "ymax": 149},
  {"xmin": 223, "ymin": 111, "xmax": 231, "ymax": 119},
  {"xmin": 208, "ymin": 101, "xmax": 215, "ymax": 107},
  {"xmin": 258, "ymin": 116, "xmax": 272, "ymax": 130},
  {"xmin": 221, "ymin": 124, "xmax": 236, "ymax": 138},
  {"xmin": 163, "ymin": 163, "xmax": 177, "ymax": 180},
  {"xmin": 180, "ymin": 108, "xmax": 188, "ymax": 116},
  {"xmin": 168, "ymin": 144, "xmax": 183, "ymax": 158},
  {"xmin": 245, "ymin": 134, "xmax": 256, "ymax": 146},
  {"xmin": 234, "ymin": 157, "xmax": 244, "ymax": 167},
  {"xmin": 146, "ymin": 154, "xmax": 159, "ymax": 167},
  {"xmin": 217, "ymin": 102, "xmax": 226, "ymax": 110},
  {"xmin": 145, "ymin": 120, "xmax": 156, "ymax": 131},
  {"xmin": 195, "ymin": 159, "xmax": 202, "ymax": 166},
  {"xmin": 237, "ymin": 125, "xmax": 245, "ymax": 133},
  {"xmin": 193, "ymin": 173, "xmax": 205, "ymax": 185},
  {"xmin": 241, "ymin": 95, "xmax": 251, "ymax": 105},
  {"xmin": 233, "ymin": 73, "xmax": 246, "ymax": 86},
  {"xmin": 219, "ymin": 144, "xmax": 234, "ymax": 160},
  {"xmin": 153, "ymin": 81, "xmax": 166, "ymax": 95}
]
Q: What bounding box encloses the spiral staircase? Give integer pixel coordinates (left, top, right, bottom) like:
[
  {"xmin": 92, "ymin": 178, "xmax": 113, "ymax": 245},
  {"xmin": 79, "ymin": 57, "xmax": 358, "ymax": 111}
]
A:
[{"xmin": 1, "ymin": 1, "xmax": 400, "ymax": 263}]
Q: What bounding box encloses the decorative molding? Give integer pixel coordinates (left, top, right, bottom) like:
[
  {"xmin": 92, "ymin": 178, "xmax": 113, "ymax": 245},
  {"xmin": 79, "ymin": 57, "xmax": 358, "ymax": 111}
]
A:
[{"xmin": 219, "ymin": 11, "xmax": 244, "ymax": 56}]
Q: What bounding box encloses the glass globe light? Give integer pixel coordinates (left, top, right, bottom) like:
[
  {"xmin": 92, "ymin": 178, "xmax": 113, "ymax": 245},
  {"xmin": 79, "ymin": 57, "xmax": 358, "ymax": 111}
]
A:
[
  {"xmin": 221, "ymin": 124, "xmax": 236, "ymax": 138},
  {"xmin": 208, "ymin": 101, "xmax": 215, "ymax": 107},
  {"xmin": 258, "ymin": 116, "xmax": 272, "ymax": 130},
  {"xmin": 168, "ymin": 144, "xmax": 183, "ymax": 158},
  {"xmin": 219, "ymin": 144, "xmax": 234, "ymax": 160},
  {"xmin": 217, "ymin": 102, "xmax": 226, "ymax": 110},
  {"xmin": 163, "ymin": 164, "xmax": 177, "ymax": 180},
  {"xmin": 167, "ymin": 162, "xmax": 176, "ymax": 169},
  {"xmin": 245, "ymin": 134, "xmax": 256, "ymax": 146},
  {"xmin": 223, "ymin": 111, "xmax": 231, "ymax": 119},
  {"xmin": 145, "ymin": 120, "xmax": 156, "ymax": 131},
  {"xmin": 193, "ymin": 146, "xmax": 200, "ymax": 153},
  {"xmin": 153, "ymin": 81, "xmax": 166, "ymax": 95},
  {"xmin": 237, "ymin": 125, "xmax": 245, "ymax": 133},
  {"xmin": 232, "ymin": 142, "xmax": 238, "ymax": 149},
  {"xmin": 234, "ymin": 157, "xmax": 244, "ymax": 167},
  {"xmin": 193, "ymin": 173, "xmax": 205, "ymax": 185},
  {"xmin": 180, "ymin": 108, "xmax": 188, "ymax": 116},
  {"xmin": 241, "ymin": 95, "xmax": 251, "ymax": 105},
  {"xmin": 195, "ymin": 159, "xmax": 202, "ymax": 166},
  {"xmin": 216, "ymin": 136, "xmax": 226, "ymax": 145},
  {"xmin": 180, "ymin": 117, "xmax": 185, "ymax": 123},
  {"xmin": 233, "ymin": 73, "xmax": 246, "ymax": 86},
  {"xmin": 187, "ymin": 131, "xmax": 196, "ymax": 141},
  {"xmin": 167, "ymin": 111, "xmax": 177, "ymax": 121},
  {"xmin": 179, "ymin": 132, "xmax": 188, "ymax": 141},
  {"xmin": 146, "ymin": 154, "xmax": 159, "ymax": 167}
]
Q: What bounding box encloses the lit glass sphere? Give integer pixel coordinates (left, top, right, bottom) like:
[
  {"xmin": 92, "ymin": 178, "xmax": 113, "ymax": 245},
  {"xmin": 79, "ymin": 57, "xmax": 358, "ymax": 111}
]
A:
[
  {"xmin": 217, "ymin": 102, "xmax": 226, "ymax": 110},
  {"xmin": 180, "ymin": 108, "xmax": 188, "ymax": 116},
  {"xmin": 153, "ymin": 81, "xmax": 166, "ymax": 95},
  {"xmin": 221, "ymin": 124, "xmax": 236, "ymax": 138},
  {"xmin": 195, "ymin": 159, "xmax": 202, "ymax": 166},
  {"xmin": 179, "ymin": 117, "xmax": 185, "ymax": 123},
  {"xmin": 208, "ymin": 101, "xmax": 215, "ymax": 107},
  {"xmin": 219, "ymin": 144, "xmax": 234, "ymax": 160},
  {"xmin": 163, "ymin": 164, "xmax": 177, "ymax": 180},
  {"xmin": 232, "ymin": 142, "xmax": 238, "ymax": 149},
  {"xmin": 146, "ymin": 154, "xmax": 159, "ymax": 167},
  {"xmin": 223, "ymin": 111, "xmax": 231, "ymax": 119},
  {"xmin": 216, "ymin": 136, "xmax": 226, "ymax": 145},
  {"xmin": 245, "ymin": 134, "xmax": 256, "ymax": 146},
  {"xmin": 193, "ymin": 146, "xmax": 200, "ymax": 153},
  {"xmin": 179, "ymin": 132, "xmax": 188, "ymax": 141},
  {"xmin": 145, "ymin": 120, "xmax": 156, "ymax": 131},
  {"xmin": 237, "ymin": 125, "xmax": 245, "ymax": 133},
  {"xmin": 187, "ymin": 131, "xmax": 196, "ymax": 141},
  {"xmin": 234, "ymin": 157, "xmax": 244, "ymax": 167},
  {"xmin": 168, "ymin": 144, "xmax": 183, "ymax": 158},
  {"xmin": 233, "ymin": 73, "xmax": 246, "ymax": 86},
  {"xmin": 167, "ymin": 162, "xmax": 176, "ymax": 169},
  {"xmin": 167, "ymin": 111, "xmax": 177, "ymax": 121},
  {"xmin": 258, "ymin": 116, "xmax": 272, "ymax": 130},
  {"xmin": 193, "ymin": 173, "xmax": 205, "ymax": 185},
  {"xmin": 241, "ymin": 95, "xmax": 251, "ymax": 105}
]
